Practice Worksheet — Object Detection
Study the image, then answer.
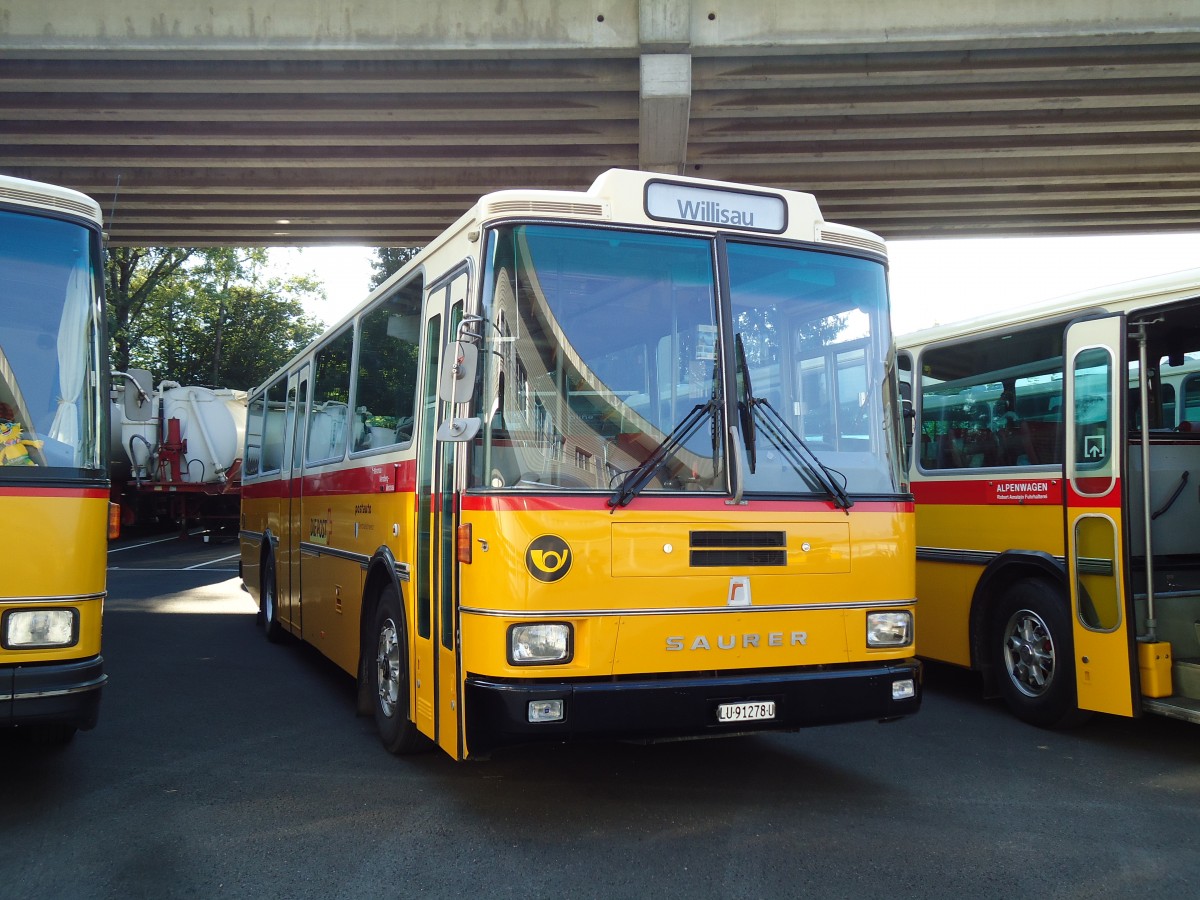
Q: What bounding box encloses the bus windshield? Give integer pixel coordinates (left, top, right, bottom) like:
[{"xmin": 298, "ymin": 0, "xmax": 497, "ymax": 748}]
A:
[
  {"xmin": 0, "ymin": 209, "xmax": 103, "ymax": 475},
  {"xmin": 474, "ymin": 223, "xmax": 722, "ymax": 493},
  {"xmin": 471, "ymin": 223, "xmax": 900, "ymax": 497},
  {"xmin": 726, "ymin": 241, "xmax": 900, "ymax": 496}
]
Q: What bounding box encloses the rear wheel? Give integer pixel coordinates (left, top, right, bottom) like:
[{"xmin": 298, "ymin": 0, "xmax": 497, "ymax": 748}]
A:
[
  {"xmin": 371, "ymin": 585, "xmax": 428, "ymax": 755},
  {"xmin": 261, "ymin": 554, "xmax": 284, "ymax": 643},
  {"xmin": 992, "ymin": 579, "xmax": 1084, "ymax": 728}
]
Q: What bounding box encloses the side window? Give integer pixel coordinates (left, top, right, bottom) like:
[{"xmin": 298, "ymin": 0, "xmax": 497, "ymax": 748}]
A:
[
  {"xmin": 307, "ymin": 328, "xmax": 354, "ymax": 464},
  {"xmin": 919, "ymin": 322, "xmax": 1065, "ymax": 471},
  {"xmin": 352, "ymin": 278, "xmax": 423, "ymax": 452},
  {"xmin": 244, "ymin": 392, "xmax": 264, "ymax": 477},
  {"xmin": 260, "ymin": 376, "xmax": 287, "ymax": 474},
  {"xmin": 1072, "ymin": 347, "xmax": 1112, "ymax": 469}
]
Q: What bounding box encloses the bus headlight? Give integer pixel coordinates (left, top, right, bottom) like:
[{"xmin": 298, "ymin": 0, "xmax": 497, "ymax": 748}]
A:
[
  {"xmin": 509, "ymin": 623, "xmax": 572, "ymax": 665},
  {"xmin": 866, "ymin": 611, "xmax": 913, "ymax": 648},
  {"xmin": 4, "ymin": 609, "xmax": 78, "ymax": 649}
]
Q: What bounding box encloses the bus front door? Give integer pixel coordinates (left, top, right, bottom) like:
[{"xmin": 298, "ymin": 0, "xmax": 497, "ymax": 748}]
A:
[
  {"xmin": 1064, "ymin": 315, "xmax": 1138, "ymax": 717},
  {"xmin": 282, "ymin": 365, "xmax": 308, "ymax": 637},
  {"xmin": 414, "ymin": 279, "xmax": 467, "ymax": 757}
]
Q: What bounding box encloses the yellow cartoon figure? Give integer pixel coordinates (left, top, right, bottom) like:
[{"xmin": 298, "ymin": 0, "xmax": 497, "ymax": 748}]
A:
[{"xmin": 0, "ymin": 414, "xmax": 41, "ymax": 466}]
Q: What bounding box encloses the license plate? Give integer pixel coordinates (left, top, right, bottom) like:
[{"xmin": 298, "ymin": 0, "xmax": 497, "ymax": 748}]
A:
[{"xmin": 716, "ymin": 700, "xmax": 776, "ymax": 723}]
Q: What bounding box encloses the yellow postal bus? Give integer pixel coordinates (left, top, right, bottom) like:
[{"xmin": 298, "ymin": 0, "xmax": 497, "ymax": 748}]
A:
[
  {"xmin": 241, "ymin": 170, "xmax": 919, "ymax": 759},
  {"xmin": 899, "ymin": 268, "xmax": 1200, "ymax": 726},
  {"xmin": 0, "ymin": 174, "xmax": 110, "ymax": 741}
]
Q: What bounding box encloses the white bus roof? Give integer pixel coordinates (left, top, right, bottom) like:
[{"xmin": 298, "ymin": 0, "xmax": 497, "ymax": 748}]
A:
[
  {"xmin": 897, "ymin": 266, "xmax": 1200, "ymax": 349},
  {"xmin": 0, "ymin": 173, "xmax": 103, "ymax": 226}
]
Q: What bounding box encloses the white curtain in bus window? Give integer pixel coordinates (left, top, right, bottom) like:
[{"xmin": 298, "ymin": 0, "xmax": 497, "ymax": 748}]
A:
[{"xmin": 47, "ymin": 258, "xmax": 91, "ymax": 465}]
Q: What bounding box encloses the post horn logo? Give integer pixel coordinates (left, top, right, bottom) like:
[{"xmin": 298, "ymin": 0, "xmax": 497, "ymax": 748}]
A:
[{"xmin": 525, "ymin": 535, "xmax": 572, "ymax": 583}]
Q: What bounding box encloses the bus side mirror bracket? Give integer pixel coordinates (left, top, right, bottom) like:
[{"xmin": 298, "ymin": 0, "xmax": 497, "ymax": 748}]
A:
[{"xmin": 436, "ymin": 416, "xmax": 481, "ymax": 442}]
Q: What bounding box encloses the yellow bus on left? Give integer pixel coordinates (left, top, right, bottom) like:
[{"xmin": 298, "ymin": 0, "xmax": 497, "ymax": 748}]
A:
[{"xmin": 0, "ymin": 174, "xmax": 112, "ymax": 742}]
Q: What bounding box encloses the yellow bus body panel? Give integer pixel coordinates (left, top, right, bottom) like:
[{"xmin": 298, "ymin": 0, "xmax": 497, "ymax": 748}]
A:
[
  {"xmin": 915, "ymin": 498, "xmax": 1063, "ymax": 666},
  {"xmin": 459, "ymin": 505, "xmax": 915, "ymax": 680},
  {"xmin": 1, "ymin": 493, "xmax": 107, "ymax": 664}
]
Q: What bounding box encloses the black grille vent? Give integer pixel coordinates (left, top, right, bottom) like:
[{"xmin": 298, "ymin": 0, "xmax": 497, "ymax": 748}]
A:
[
  {"xmin": 689, "ymin": 531, "xmax": 788, "ymax": 567},
  {"xmin": 690, "ymin": 531, "xmax": 786, "ymax": 548}
]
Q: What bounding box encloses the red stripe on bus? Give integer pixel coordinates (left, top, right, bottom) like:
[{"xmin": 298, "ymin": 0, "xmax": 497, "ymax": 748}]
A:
[
  {"xmin": 241, "ymin": 460, "xmax": 418, "ymax": 500},
  {"xmin": 462, "ymin": 495, "xmax": 912, "ymax": 513},
  {"xmin": 913, "ymin": 477, "xmax": 1118, "ymax": 507},
  {"xmin": 0, "ymin": 485, "xmax": 109, "ymax": 500}
]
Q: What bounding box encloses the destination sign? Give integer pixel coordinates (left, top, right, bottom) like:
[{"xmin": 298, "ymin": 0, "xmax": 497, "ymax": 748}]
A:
[{"xmin": 645, "ymin": 181, "xmax": 787, "ymax": 233}]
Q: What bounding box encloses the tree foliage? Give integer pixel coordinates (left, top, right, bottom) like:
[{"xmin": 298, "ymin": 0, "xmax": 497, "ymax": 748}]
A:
[
  {"xmin": 369, "ymin": 246, "xmax": 422, "ymax": 290},
  {"xmin": 105, "ymin": 247, "xmax": 325, "ymax": 390}
]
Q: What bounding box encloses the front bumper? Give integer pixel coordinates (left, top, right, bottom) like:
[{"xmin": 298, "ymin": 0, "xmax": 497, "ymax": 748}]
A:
[
  {"xmin": 465, "ymin": 658, "xmax": 921, "ymax": 757},
  {"xmin": 1, "ymin": 655, "xmax": 106, "ymax": 731}
]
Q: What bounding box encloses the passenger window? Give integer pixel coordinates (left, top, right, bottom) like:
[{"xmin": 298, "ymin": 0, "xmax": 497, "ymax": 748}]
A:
[
  {"xmin": 352, "ymin": 279, "xmax": 423, "ymax": 452},
  {"xmin": 918, "ymin": 322, "xmax": 1065, "ymax": 471},
  {"xmin": 307, "ymin": 328, "xmax": 354, "ymax": 464},
  {"xmin": 260, "ymin": 376, "xmax": 287, "ymax": 473},
  {"xmin": 244, "ymin": 393, "xmax": 264, "ymax": 477}
]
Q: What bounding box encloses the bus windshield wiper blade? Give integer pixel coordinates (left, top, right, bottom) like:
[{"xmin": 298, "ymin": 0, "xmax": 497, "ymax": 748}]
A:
[
  {"xmin": 734, "ymin": 333, "xmax": 757, "ymax": 474},
  {"xmin": 751, "ymin": 398, "xmax": 853, "ymax": 511},
  {"xmin": 608, "ymin": 399, "xmax": 718, "ymax": 511}
]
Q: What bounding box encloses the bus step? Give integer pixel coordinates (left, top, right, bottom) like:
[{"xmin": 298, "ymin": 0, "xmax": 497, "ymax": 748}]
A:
[
  {"xmin": 1174, "ymin": 657, "xmax": 1200, "ymax": 701},
  {"xmin": 1142, "ymin": 695, "xmax": 1200, "ymax": 725}
]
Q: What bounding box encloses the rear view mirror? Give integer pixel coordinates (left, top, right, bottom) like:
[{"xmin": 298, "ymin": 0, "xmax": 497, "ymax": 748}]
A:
[
  {"xmin": 122, "ymin": 369, "xmax": 155, "ymax": 422},
  {"xmin": 439, "ymin": 340, "xmax": 478, "ymax": 404}
]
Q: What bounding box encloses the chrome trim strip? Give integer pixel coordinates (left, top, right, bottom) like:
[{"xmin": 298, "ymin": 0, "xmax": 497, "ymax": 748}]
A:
[
  {"xmin": 917, "ymin": 547, "xmax": 998, "ymax": 566},
  {"xmin": 0, "ymin": 592, "xmax": 106, "ymax": 605},
  {"xmin": 4, "ymin": 674, "xmax": 108, "ymax": 702},
  {"xmin": 299, "ymin": 542, "xmax": 370, "ymax": 567},
  {"xmin": 240, "ymin": 529, "xmax": 263, "ymax": 544},
  {"xmin": 918, "ymin": 547, "xmax": 1067, "ymax": 566},
  {"xmin": 459, "ymin": 598, "xmax": 917, "ymax": 618},
  {"xmin": 1077, "ymin": 556, "xmax": 1114, "ymax": 576},
  {"xmin": 296, "ymin": 542, "xmax": 411, "ymax": 581}
]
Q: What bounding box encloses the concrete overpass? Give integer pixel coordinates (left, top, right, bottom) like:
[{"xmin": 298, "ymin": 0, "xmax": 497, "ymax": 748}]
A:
[{"xmin": 2, "ymin": 0, "xmax": 1199, "ymax": 245}]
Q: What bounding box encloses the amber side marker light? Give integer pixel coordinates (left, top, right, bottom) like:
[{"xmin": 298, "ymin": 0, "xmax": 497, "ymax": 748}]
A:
[
  {"xmin": 108, "ymin": 502, "xmax": 121, "ymax": 540},
  {"xmin": 457, "ymin": 523, "xmax": 472, "ymax": 564}
]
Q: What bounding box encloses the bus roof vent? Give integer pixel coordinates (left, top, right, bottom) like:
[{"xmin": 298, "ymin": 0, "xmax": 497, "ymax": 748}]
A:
[
  {"xmin": 818, "ymin": 229, "xmax": 887, "ymax": 257},
  {"xmin": 0, "ymin": 184, "xmax": 100, "ymax": 220},
  {"xmin": 484, "ymin": 199, "xmax": 609, "ymax": 220}
]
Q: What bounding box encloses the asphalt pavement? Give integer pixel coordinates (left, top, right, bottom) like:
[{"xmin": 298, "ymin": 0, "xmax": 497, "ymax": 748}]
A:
[{"xmin": 1, "ymin": 531, "xmax": 1198, "ymax": 899}]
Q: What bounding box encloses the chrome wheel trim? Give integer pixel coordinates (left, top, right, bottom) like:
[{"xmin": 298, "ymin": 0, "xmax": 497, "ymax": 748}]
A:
[
  {"xmin": 1002, "ymin": 607, "xmax": 1056, "ymax": 698},
  {"xmin": 376, "ymin": 617, "xmax": 401, "ymax": 718}
]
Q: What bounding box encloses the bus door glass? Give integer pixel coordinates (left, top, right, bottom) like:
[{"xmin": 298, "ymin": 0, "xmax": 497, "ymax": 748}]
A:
[
  {"xmin": 1064, "ymin": 315, "xmax": 1137, "ymax": 717},
  {"xmin": 282, "ymin": 364, "xmax": 309, "ymax": 636},
  {"xmin": 415, "ymin": 271, "xmax": 468, "ymax": 748},
  {"xmin": 438, "ymin": 282, "xmax": 467, "ymax": 755}
]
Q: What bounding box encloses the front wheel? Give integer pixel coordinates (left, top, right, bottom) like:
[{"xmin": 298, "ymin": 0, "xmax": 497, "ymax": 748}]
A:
[
  {"xmin": 992, "ymin": 579, "xmax": 1085, "ymax": 728},
  {"xmin": 371, "ymin": 586, "xmax": 428, "ymax": 755}
]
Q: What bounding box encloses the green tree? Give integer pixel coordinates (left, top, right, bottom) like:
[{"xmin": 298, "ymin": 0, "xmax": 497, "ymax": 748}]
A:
[
  {"xmin": 369, "ymin": 247, "xmax": 422, "ymax": 290},
  {"xmin": 106, "ymin": 247, "xmax": 197, "ymax": 374},
  {"xmin": 106, "ymin": 247, "xmax": 324, "ymax": 389}
]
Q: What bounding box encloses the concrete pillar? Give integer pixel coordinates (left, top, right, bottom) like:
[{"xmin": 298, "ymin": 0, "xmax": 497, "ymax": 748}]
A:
[{"xmin": 639, "ymin": 0, "xmax": 692, "ymax": 174}]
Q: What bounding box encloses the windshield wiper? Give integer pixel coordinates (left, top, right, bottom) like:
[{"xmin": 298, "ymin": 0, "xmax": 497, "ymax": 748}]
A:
[
  {"xmin": 608, "ymin": 398, "xmax": 719, "ymax": 511},
  {"xmin": 734, "ymin": 333, "xmax": 757, "ymax": 474},
  {"xmin": 732, "ymin": 332, "xmax": 850, "ymax": 510},
  {"xmin": 750, "ymin": 397, "xmax": 854, "ymax": 512}
]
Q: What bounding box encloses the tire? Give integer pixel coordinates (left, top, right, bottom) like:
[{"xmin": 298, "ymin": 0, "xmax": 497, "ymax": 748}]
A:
[
  {"xmin": 261, "ymin": 554, "xmax": 284, "ymax": 644},
  {"xmin": 371, "ymin": 585, "xmax": 428, "ymax": 755},
  {"xmin": 991, "ymin": 579, "xmax": 1085, "ymax": 728}
]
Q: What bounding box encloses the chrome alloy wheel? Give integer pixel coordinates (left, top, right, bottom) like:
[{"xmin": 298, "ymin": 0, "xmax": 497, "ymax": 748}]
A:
[
  {"xmin": 376, "ymin": 617, "xmax": 401, "ymax": 718},
  {"xmin": 1002, "ymin": 607, "xmax": 1056, "ymax": 698}
]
